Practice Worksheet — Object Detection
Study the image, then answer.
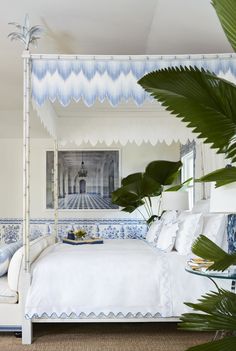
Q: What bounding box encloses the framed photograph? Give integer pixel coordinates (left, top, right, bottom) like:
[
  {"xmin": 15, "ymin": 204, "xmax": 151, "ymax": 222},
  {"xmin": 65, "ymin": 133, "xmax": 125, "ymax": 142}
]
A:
[{"xmin": 46, "ymin": 150, "xmax": 120, "ymax": 210}]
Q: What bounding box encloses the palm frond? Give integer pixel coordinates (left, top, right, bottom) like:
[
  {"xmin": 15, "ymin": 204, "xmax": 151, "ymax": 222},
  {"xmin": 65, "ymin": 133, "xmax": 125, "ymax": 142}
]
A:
[
  {"xmin": 185, "ymin": 289, "xmax": 236, "ymax": 317},
  {"xmin": 179, "ymin": 289, "xmax": 236, "ymax": 332},
  {"xmin": 8, "ymin": 22, "xmax": 22, "ymax": 30},
  {"xmin": 165, "ymin": 177, "xmax": 193, "ymax": 191},
  {"xmin": 192, "ymin": 235, "xmax": 236, "ymax": 271},
  {"xmin": 197, "ymin": 167, "xmax": 236, "ymax": 187},
  {"xmin": 186, "ymin": 336, "xmax": 236, "ymax": 351},
  {"xmin": 212, "ymin": 0, "xmax": 236, "ymax": 52},
  {"xmin": 8, "ymin": 33, "xmax": 26, "ymax": 45},
  {"xmin": 8, "ymin": 14, "xmax": 43, "ymax": 49},
  {"xmin": 180, "ymin": 312, "xmax": 236, "ymax": 331},
  {"xmin": 30, "ymin": 36, "xmax": 41, "ymax": 41},
  {"xmin": 138, "ymin": 67, "xmax": 236, "ymax": 162},
  {"xmin": 145, "ymin": 160, "xmax": 182, "ymax": 185},
  {"xmin": 29, "ymin": 39, "xmax": 38, "ymax": 48},
  {"xmin": 29, "ymin": 25, "xmax": 43, "ymax": 36}
]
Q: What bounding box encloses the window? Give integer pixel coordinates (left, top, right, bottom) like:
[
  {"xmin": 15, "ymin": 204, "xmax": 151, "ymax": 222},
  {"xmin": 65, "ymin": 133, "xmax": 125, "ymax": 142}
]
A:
[{"xmin": 181, "ymin": 151, "xmax": 194, "ymax": 209}]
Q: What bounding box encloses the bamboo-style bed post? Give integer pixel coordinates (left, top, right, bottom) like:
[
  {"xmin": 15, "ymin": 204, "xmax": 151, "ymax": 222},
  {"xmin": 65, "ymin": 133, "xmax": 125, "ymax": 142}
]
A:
[
  {"xmin": 22, "ymin": 49, "xmax": 31, "ymax": 273},
  {"xmin": 22, "ymin": 49, "xmax": 33, "ymax": 344},
  {"xmin": 54, "ymin": 139, "xmax": 58, "ymax": 239}
]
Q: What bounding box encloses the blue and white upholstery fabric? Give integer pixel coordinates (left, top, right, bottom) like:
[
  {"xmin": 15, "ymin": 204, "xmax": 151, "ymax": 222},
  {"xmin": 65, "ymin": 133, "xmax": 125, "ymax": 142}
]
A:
[
  {"xmin": 0, "ymin": 241, "xmax": 22, "ymax": 276},
  {"xmin": 0, "ymin": 218, "xmax": 148, "ymax": 244},
  {"xmin": 227, "ymin": 214, "xmax": 236, "ymax": 253}
]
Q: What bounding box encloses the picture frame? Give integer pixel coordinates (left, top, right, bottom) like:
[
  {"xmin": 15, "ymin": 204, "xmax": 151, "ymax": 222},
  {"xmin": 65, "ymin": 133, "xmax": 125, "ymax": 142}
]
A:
[{"xmin": 46, "ymin": 149, "xmax": 120, "ymax": 210}]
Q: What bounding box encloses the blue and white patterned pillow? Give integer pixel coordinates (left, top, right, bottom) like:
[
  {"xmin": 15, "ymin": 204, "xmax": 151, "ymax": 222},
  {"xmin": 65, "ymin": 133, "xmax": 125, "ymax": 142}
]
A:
[
  {"xmin": 227, "ymin": 214, "xmax": 236, "ymax": 253},
  {"xmin": 0, "ymin": 241, "xmax": 22, "ymax": 277}
]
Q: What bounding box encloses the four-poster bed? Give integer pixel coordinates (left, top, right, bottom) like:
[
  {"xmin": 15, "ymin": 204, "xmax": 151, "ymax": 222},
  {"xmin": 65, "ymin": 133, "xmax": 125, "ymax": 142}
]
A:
[{"xmin": 18, "ymin": 52, "xmax": 236, "ymax": 343}]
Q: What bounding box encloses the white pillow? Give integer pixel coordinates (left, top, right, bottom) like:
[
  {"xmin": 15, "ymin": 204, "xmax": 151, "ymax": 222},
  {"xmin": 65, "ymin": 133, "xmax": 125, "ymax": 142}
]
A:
[
  {"xmin": 202, "ymin": 214, "xmax": 226, "ymax": 247},
  {"xmin": 7, "ymin": 248, "xmax": 23, "ymax": 292},
  {"xmin": 175, "ymin": 213, "xmax": 203, "ymax": 255},
  {"xmin": 156, "ymin": 221, "xmax": 179, "ymax": 252},
  {"xmin": 155, "ymin": 210, "xmax": 178, "ymax": 251},
  {"xmin": 161, "ymin": 210, "xmax": 178, "ymax": 224},
  {"xmin": 0, "ymin": 241, "xmax": 22, "ymax": 277},
  {"xmin": 145, "ymin": 219, "xmax": 163, "ymax": 245},
  {"xmin": 8, "ymin": 235, "xmax": 52, "ymax": 292}
]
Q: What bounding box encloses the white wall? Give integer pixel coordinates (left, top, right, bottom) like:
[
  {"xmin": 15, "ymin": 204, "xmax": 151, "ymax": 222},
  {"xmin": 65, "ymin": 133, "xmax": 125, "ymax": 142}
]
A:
[
  {"xmin": 194, "ymin": 142, "xmax": 227, "ymax": 201},
  {"xmin": 0, "ymin": 138, "xmax": 180, "ymax": 219}
]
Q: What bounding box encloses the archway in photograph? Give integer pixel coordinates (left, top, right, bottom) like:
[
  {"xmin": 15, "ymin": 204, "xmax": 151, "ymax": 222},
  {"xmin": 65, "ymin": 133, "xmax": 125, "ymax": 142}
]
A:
[
  {"xmin": 108, "ymin": 160, "xmax": 115, "ymax": 196},
  {"xmin": 79, "ymin": 179, "xmax": 86, "ymax": 194},
  {"xmin": 73, "ymin": 174, "xmax": 79, "ymax": 194}
]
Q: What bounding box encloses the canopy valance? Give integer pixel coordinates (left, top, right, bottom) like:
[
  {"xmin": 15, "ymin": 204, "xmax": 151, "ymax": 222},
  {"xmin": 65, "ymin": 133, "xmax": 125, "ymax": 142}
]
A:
[{"xmin": 31, "ymin": 54, "xmax": 236, "ymax": 107}]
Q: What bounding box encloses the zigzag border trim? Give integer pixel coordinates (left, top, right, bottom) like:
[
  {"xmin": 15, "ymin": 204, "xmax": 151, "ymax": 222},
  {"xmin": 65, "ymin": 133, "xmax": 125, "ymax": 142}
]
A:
[{"xmin": 26, "ymin": 311, "xmax": 162, "ymax": 320}]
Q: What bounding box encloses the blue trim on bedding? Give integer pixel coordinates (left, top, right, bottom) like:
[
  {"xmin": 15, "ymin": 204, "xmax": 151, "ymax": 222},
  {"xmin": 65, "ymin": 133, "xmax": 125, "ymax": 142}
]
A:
[{"xmin": 26, "ymin": 311, "xmax": 162, "ymax": 320}]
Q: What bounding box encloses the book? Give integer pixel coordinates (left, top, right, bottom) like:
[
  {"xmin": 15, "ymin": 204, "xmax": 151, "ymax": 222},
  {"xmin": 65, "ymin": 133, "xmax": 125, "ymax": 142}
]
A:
[
  {"xmin": 62, "ymin": 237, "xmax": 104, "ymax": 245},
  {"xmin": 187, "ymin": 257, "xmax": 214, "ymax": 271}
]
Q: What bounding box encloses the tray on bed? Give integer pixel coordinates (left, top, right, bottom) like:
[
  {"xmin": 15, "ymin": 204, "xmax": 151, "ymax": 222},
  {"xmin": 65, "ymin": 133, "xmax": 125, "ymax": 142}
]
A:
[{"xmin": 62, "ymin": 238, "xmax": 104, "ymax": 245}]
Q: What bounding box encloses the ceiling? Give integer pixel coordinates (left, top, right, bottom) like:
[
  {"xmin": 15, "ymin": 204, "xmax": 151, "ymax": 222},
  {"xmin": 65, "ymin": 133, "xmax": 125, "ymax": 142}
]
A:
[{"xmin": 0, "ymin": 0, "xmax": 233, "ymax": 137}]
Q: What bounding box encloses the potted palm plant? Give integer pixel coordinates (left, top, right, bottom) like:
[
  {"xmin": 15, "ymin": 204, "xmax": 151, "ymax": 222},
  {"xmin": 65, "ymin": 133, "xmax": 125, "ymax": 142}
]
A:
[{"xmin": 138, "ymin": 0, "xmax": 236, "ymax": 349}]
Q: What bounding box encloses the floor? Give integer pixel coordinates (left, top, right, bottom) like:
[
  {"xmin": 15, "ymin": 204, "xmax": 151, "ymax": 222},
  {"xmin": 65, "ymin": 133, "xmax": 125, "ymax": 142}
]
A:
[
  {"xmin": 58, "ymin": 194, "xmax": 118, "ymax": 209},
  {"xmin": 0, "ymin": 323, "xmax": 212, "ymax": 351}
]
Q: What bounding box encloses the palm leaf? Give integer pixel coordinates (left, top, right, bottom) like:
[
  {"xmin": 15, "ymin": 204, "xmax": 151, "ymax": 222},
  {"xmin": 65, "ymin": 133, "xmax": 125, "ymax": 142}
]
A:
[
  {"xmin": 212, "ymin": 0, "xmax": 236, "ymax": 52},
  {"xmin": 184, "ymin": 289, "xmax": 236, "ymax": 319},
  {"xmin": 8, "ymin": 33, "xmax": 26, "ymax": 45},
  {"xmin": 29, "ymin": 26, "xmax": 43, "ymax": 37},
  {"xmin": 8, "ymin": 22, "xmax": 22, "ymax": 30},
  {"xmin": 180, "ymin": 312, "xmax": 236, "ymax": 331},
  {"xmin": 120, "ymin": 173, "xmax": 161, "ymax": 198},
  {"xmin": 8, "ymin": 32, "xmax": 25, "ymax": 40},
  {"xmin": 187, "ymin": 289, "xmax": 236, "ymax": 316},
  {"xmin": 8, "ymin": 15, "xmax": 43, "ymax": 49},
  {"xmin": 121, "ymin": 200, "xmax": 145, "ymax": 213},
  {"xmin": 180, "ymin": 289, "xmax": 236, "ymax": 332},
  {"xmin": 166, "ymin": 177, "xmax": 193, "ymax": 191},
  {"xmin": 138, "ymin": 67, "xmax": 236, "ymax": 162},
  {"xmin": 192, "ymin": 235, "xmax": 236, "ymax": 271},
  {"xmin": 30, "ymin": 36, "xmax": 41, "ymax": 42},
  {"xmin": 29, "ymin": 38, "xmax": 39, "ymax": 47},
  {"xmin": 145, "ymin": 160, "xmax": 182, "ymax": 185},
  {"xmin": 121, "ymin": 173, "xmax": 143, "ymax": 186},
  {"xmin": 197, "ymin": 167, "xmax": 236, "ymax": 187},
  {"xmin": 185, "ymin": 336, "xmax": 236, "ymax": 351}
]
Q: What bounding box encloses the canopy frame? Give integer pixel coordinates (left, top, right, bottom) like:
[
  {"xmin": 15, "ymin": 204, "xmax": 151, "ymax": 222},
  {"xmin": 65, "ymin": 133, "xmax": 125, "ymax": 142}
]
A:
[{"xmin": 22, "ymin": 51, "xmax": 234, "ymax": 343}]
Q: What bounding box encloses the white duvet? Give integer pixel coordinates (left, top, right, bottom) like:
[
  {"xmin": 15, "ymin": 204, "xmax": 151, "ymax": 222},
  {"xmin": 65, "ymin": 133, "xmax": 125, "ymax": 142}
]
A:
[{"xmin": 25, "ymin": 239, "xmax": 231, "ymax": 319}]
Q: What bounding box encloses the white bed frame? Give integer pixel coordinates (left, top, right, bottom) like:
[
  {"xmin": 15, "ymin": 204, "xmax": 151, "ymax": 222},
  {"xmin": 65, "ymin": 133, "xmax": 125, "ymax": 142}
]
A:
[
  {"xmin": 19, "ymin": 50, "xmax": 183, "ymax": 344},
  {"xmin": 20, "ymin": 51, "xmax": 230, "ymax": 344}
]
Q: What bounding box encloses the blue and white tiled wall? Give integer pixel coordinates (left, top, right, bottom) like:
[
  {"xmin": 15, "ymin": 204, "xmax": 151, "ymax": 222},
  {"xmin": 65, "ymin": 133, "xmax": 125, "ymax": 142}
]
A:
[
  {"xmin": 2, "ymin": 216, "xmax": 236, "ymax": 250},
  {"xmin": 0, "ymin": 218, "xmax": 148, "ymax": 244}
]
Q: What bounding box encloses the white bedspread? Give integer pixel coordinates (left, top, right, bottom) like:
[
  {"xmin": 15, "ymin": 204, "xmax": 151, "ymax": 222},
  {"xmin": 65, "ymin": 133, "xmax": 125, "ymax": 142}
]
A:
[{"xmin": 25, "ymin": 239, "xmax": 231, "ymax": 319}]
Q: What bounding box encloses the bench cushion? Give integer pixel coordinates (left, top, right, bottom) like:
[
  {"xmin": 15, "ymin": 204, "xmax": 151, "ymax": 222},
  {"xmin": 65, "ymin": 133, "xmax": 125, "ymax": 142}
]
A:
[{"xmin": 0, "ymin": 275, "xmax": 18, "ymax": 304}]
